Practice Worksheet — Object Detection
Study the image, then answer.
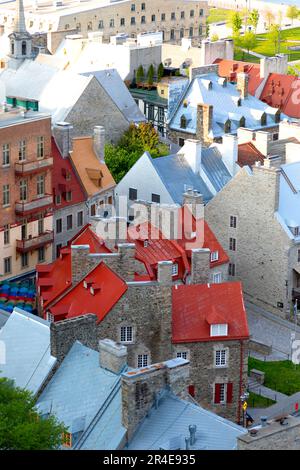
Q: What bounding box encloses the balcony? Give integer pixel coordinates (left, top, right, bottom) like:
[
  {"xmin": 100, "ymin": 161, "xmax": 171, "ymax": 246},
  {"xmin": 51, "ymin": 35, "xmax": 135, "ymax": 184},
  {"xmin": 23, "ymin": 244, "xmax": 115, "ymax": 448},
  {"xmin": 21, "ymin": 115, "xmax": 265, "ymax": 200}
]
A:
[
  {"xmin": 16, "ymin": 231, "xmax": 54, "ymax": 253},
  {"xmin": 15, "ymin": 194, "xmax": 53, "ymax": 217},
  {"xmin": 15, "ymin": 157, "xmax": 53, "ymax": 176}
]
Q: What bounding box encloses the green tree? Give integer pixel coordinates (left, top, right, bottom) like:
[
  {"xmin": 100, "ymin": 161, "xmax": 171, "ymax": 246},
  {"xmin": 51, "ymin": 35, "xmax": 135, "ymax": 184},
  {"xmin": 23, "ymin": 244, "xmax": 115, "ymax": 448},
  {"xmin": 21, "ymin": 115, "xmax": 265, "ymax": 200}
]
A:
[
  {"xmin": 249, "ymin": 9, "xmax": 259, "ymax": 32},
  {"xmin": 264, "ymin": 9, "xmax": 275, "ymax": 29},
  {"xmin": 211, "ymin": 33, "xmax": 219, "ymax": 42},
  {"xmin": 287, "ymin": 65, "xmax": 300, "ymax": 76},
  {"xmin": 267, "ymin": 24, "xmax": 281, "ymax": 54},
  {"xmin": 136, "ymin": 65, "xmax": 144, "ymax": 83},
  {"xmin": 105, "ymin": 123, "xmax": 169, "ymax": 183},
  {"xmin": 241, "ymin": 31, "xmax": 258, "ymax": 57},
  {"xmin": 287, "ymin": 5, "xmax": 299, "ymax": 25},
  {"xmin": 0, "ymin": 378, "xmax": 65, "ymax": 450},
  {"xmin": 205, "ymin": 20, "xmax": 210, "ymax": 38},
  {"xmin": 157, "ymin": 62, "xmax": 164, "ymax": 81},
  {"xmin": 229, "ymin": 11, "xmax": 242, "ymax": 35},
  {"xmin": 147, "ymin": 64, "xmax": 154, "ymax": 85}
]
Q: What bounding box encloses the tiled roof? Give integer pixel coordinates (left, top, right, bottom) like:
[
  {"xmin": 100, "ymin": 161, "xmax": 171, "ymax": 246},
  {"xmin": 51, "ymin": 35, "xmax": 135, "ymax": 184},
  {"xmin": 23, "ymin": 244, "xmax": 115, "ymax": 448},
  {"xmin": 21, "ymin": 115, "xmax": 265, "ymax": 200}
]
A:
[
  {"xmin": 214, "ymin": 58, "xmax": 263, "ymax": 95},
  {"xmin": 48, "ymin": 261, "xmax": 127, "ymax": 323},
  {"xmin": 52, "ymin": 137, "xmax": 86, "ymax": 209},
  {"xmin": 70, "ymin": 137, "xmax": 116, "ymax": 197},
  {"xmin": 260, "ymin": 74, "xmax": 300, "ymax": 119},
  {"xmin": 172, "ymin": 282, "xmax": 249, "ymax": 343},
  {"xmin": 238, "ymin": 142, "xmax": 264, "ymax": 167}
]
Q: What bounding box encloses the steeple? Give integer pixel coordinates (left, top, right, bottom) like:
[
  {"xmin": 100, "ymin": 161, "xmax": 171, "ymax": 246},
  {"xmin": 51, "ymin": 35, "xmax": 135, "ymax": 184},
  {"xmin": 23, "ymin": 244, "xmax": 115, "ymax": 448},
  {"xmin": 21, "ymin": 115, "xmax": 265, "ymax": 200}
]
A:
[
  {"xmin": 14, "ymin": 0, "xmax": 27, "ymax": 34},
  {"xmin": 8, "ymin": 0, "xmax": 32, "ymax": 63}
]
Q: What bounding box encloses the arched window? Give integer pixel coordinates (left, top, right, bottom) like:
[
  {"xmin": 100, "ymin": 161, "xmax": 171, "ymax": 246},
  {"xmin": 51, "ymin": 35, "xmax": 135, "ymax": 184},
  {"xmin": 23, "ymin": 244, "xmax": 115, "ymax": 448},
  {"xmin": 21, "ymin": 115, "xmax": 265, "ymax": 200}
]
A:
[
  {"xmin": 180, "ymin": 114, "xmax": 187, "ymax": 129},
  {"xmin": 22, "ymin": 41, "xmax": 27, "ymax": 56},
  {"xmin": 11, "ymin": 41, "xmax": 14, "ymax": 55}
]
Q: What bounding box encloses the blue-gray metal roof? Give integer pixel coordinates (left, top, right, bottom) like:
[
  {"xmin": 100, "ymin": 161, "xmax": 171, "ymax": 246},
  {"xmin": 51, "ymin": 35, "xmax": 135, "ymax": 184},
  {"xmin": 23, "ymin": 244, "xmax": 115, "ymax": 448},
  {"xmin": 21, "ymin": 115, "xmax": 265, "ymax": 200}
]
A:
[
  {"xmin": 0, "ymin": 307, "xmax": 56, "ymax": 395},
  {"xmin": 37, "ymin": 341, "xmax": 126, "ymax": 450},
  {"xmin": 127, "ymin": 391, "xmax": 246, "ymax": 450},
  {"xmin": 0, "ymin": 309, "xmax": 9, "ymax": 328},
  {"xmin": 151, "ymin": 154, "xmax": 213, "ymax": 204},
  {"xmin": 201, "ymin": 146, "xmax": 231, "ymax": 192}
]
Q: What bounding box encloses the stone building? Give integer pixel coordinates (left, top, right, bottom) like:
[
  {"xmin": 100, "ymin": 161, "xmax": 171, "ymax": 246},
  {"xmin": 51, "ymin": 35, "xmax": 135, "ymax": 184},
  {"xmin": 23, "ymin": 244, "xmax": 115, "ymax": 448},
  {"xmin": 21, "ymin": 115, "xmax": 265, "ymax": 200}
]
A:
[
  {"xmin": 206, "ymin": 121, "xmax": 300, "ymax": 318},
  {"xmin": 0, "ymin": 107, "xmax": 53, "ymax": 281}
]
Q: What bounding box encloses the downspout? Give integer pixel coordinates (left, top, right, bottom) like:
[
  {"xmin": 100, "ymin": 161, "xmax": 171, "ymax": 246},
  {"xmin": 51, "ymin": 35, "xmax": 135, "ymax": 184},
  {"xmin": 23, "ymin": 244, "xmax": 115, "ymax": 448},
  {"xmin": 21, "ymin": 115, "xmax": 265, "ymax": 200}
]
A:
[{"xmin": 238, "ymin": 339, "xmax": 244, "ymax": 425}]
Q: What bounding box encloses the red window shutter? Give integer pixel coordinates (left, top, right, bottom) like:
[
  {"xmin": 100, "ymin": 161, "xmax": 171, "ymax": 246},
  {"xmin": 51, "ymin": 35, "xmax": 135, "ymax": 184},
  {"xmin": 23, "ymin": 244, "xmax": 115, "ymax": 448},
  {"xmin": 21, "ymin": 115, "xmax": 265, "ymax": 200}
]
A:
[
  {"xmin": 227, "ymin": 382, "xmax": 233, "ymax": 404},
  {"xmin": 188, "ymin": 385, "xmax": 195, "ymax": 397},
  {"xmin": 214, "ymin": 383, "xmax": 221, "ymax": 404}
]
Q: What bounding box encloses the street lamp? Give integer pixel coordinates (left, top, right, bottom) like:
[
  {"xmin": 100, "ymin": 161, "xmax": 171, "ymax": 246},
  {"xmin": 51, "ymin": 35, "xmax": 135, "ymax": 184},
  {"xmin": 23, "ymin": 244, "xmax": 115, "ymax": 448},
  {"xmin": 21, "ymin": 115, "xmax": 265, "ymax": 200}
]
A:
[{"xmin": 240, "ymin": 391, "xmax": 249, "ymax": 427}]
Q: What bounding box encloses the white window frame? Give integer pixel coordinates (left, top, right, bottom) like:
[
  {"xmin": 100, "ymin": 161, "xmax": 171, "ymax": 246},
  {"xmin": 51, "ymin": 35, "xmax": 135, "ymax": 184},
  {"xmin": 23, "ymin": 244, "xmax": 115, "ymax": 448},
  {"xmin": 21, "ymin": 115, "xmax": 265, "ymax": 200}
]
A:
[
  {"xmin": 172, "ymin": 263, "xmax": 178, "ymax": 276},
  {"xmin": 137, "ymin": 354, "xmax": 148, "ymax": 368},
  {"xmin": 230, "ymin": 215, "xmax": 237, "ymax": 228},
  {"xmin": 215, "ymin": 349, "xmax": 227, "ymax": 367},
  {"xmin": 46, "ymin": 312, "xmax": 54, "ymax": 323},
  {"xmin": 120, "ymin": 326, "xmax": 133, "ymax": 343},
  {"xmin": 176, "ymin": 351, "xmax": 188, "ymax": 360},
  {"xmin": 210, "ymin": 251, "xmax": 219, "ymax": 262},
  {"xmin": 213, "ymin": 272, "xmax": 222, "ymax": 284},
  {"xmin": 219, "ymin": 383, "xmax": 226, "ymax": 404},
  {"xmin": 210, "ymin": 323, "xmax": 228, "ymax": 337}
]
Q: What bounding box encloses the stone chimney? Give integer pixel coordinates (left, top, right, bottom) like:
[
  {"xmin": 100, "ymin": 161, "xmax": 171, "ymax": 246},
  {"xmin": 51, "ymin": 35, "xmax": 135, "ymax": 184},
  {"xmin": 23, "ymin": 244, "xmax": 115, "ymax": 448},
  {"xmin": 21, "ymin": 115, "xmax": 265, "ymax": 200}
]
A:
[
  {"xmin": 196, "ymin": 103, "xmax": 213, "ymax": 145},
  {"xmin": 99, "ymin": 338, "xmax": 127, "ymax": 374},
  {"xmin": 71, "ymin": 245, "xmax": 91, "ymax": 284},
  {"xmin": 181, "ymin": 139, "xmax": 202, "ymax": 173},
  {"xmin": 50, "ymin": 314, "xmax": 98, "ymax": 363},
  {"xmin": 93, "ymin": 125, "xmax": 105, "ymax": 163},
  {"xmin": 190, "ymin": 248, "xmax": 211, "ymax": 284},
  {"xmin": 53, "ymin": 122, "xmax": 73, "ymax": 158},
  {"xmin": 157, "ymin": 260, "xmax": 173, "ymax": 285},
  {"xmin": 121, "ymin": 357, "xmax": 190, "ymax": 441},
  {"xmin": 183, "ymin": 189, "xmax": 204, "ymax": 220},
  {"xmin": 237, "ymin": 72, "xmax": 248, "ymax": 99},
  {"xmin": 220, "ymin": 134, "xmax": 238, "ymax": 175}
]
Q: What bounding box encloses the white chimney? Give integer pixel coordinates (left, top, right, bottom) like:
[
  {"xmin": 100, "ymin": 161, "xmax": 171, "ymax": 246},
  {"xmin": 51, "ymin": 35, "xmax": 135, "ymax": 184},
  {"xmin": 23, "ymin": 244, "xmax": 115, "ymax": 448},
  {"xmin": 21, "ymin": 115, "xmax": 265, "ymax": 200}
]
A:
[
  {"xmin": 53, "ymin": 122, "xmax": 73, "ymax": 158},
  {"xmin": 93, "ymin": 125, "xmax": 105, "ymax": 163},
  {"xmin": 180, "ymin": 139, "xmax": 202, "ymax": 173},
  {"xmin": 220, "ymin": 134, "xmax": 238, "ymax": 175}
]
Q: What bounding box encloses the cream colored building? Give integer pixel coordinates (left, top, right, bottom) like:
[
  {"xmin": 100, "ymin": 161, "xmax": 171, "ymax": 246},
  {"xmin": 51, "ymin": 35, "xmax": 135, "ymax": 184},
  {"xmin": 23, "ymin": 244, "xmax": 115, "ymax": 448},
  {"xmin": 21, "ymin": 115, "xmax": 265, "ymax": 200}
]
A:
[{"xmin": 0, "ymin": 0, "xmax": 208, "ymax": 44}]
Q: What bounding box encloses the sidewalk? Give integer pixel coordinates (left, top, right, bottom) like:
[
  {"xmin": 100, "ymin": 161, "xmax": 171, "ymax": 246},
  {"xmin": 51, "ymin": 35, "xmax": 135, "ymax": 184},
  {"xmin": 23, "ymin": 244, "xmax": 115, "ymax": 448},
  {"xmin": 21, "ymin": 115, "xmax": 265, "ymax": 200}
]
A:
[{"xmin": 248, "ymin": 377, "xmax": 287, "ymax": 402}]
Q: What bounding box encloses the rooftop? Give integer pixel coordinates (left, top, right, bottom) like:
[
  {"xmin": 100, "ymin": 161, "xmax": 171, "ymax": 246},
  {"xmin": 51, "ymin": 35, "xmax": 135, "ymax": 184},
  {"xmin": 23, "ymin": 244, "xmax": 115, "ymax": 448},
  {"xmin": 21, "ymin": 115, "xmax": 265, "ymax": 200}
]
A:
[
  {"xmin": 238, "ymin": 142, "xmax": 264, "ymax": 168},
  {"xmin": 260, "ymin": 74, "xmax": 300, "ymax": 119},
  {"xmin": 214, "ymin": 58, "xmax": 262, "ymax": 96},
  {"xmin": 0, "ymin": 108, "xmax": 50, "ymax": 129}
]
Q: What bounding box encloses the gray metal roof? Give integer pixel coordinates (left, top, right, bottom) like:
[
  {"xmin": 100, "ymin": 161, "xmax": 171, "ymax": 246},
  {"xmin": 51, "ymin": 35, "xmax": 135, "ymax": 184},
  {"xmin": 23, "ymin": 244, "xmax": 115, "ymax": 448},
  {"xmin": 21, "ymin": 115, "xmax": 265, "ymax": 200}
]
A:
[
  {"xmin": 0, "ymin": 310, "xmax": 10, "ymax": 329},
  {"xmin": 37, "ymin": 341, "xmax": 126, "ymax": 450},
  {"xmin": 126, "ymin": 391, "xmax": 246, "ymax": 450},
  {"xmin": 0, "ymin": 307, "xmax": 56, "ymax": 395},
  {"xmin": 201, "ymin": 146, "xmax": 232, "ymax": 192},
  {"xmin": 151, "ymin": 153, "xmax": 213, "ymax": 204}
]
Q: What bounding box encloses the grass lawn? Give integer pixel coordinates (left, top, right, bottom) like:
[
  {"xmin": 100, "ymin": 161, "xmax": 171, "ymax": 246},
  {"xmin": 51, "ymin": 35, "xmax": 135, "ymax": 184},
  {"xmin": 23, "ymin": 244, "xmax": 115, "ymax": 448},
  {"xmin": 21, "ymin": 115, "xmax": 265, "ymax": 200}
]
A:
[
  {"xmin": 248, "ymin": 391, "xmax": 276, "ymax": 408},
  {"xmin": 207, "ymin": 8, "xmax": 233, "ymax": 24},
  {"xmin": 248, "ymin": 357, "xmax": 300, "ymax": 396}
]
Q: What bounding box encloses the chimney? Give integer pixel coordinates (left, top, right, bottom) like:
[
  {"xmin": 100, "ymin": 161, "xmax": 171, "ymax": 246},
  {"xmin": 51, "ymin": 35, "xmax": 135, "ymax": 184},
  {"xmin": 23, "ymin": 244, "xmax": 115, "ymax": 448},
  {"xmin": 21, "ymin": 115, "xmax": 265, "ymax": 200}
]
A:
[
  {"xmin": 121, "ymin": 357, "xmax": 189, "ymax": 441},
  {"xmin": 220, "ymin": 134, "xmax": 238, "ymax": 175},
  {"xmin": 236, "ymin": 72, "xmax": 248, "ymax": 99},
  {"xmin": 53, "ymin": 122, "xmax": 73, "ymax": 158},
  {"xmin": 196, "ymin": 103, "xmax": 213, "ymax": 145},
  {"xmin": 260, "ymin": 416, "xmax": 268, "ymax": 427},
  {"xmin": 157, "ymin": 260, "xmax": 173, "ymax": 285},
  {"xmin": 99, "ymin": 338, "xmax": 127, "ymax": 374},
  {"xmin": 183, "ymin": 189, "xmax": 204, "ymax": 220},
  {"xmin": 93, "ymin": 125, "xmax": 105, "ymax": 163},
  {"xmin": 253, "ymin": 130, "xmax": 272, "ymax": 156},
  {"xmin": 190, "ymin": 248, "xmax": 210, "ymax": 284},
  {"xmin": 181, "ymin": 139, "xmax": 202, "ymax": 173},
  {"xmin": 117, "ymin": 243, "xmax": 137, "ymax": 280},
  {"xmin": 71, "ymin": 244, "xmax": 91, "ymax": 284}
]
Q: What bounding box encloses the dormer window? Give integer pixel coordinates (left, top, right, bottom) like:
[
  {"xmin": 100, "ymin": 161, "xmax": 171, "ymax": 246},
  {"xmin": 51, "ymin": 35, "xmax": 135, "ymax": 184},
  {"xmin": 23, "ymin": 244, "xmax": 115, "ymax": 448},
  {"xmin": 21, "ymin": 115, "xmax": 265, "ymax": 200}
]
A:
[
  {"xmin": 210, "ymin": 323, "xmax": 228, "ymax": 337},
  {"xmin": 210, "ymin": 251, "xmax": 219, "ymax": 262},
  {"xmin": 224, "ymin": 119, "xmax": 231, "ymax": 133},
  {"xmin": 183, "ymin": 99, "xmax": 188, "ymax": 108},
  {"xmin": 240, "ymin": 116, "xmax": 246, "ymax": 127},
  {"xmin": 180, "ymin": 114, "xmax": 187, "ymax": 129},
  {"xmin": 261, "ymin": 113, "xmax": 267, "ymax": 126},
  {"xmin": 144, "ymin": 240, "xmax": 149, "ymax": 247}
]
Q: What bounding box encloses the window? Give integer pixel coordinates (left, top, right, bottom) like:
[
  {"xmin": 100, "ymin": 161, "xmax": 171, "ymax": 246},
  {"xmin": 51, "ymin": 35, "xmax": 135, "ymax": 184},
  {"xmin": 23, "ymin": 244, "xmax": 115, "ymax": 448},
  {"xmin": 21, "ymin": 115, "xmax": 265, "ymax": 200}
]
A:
[
  {"xmin": 87, "ymin": 21, "xmax": 92, "ymax": 30},
  {"xmin": 131, "ymin": 3, "xmax": 135, "ymax": 11},
  {"xmin": 210, "ymin": 251, "xmax": 219, "ymax": 262},
  {"xmin": 98, "ymin": 20, "xmax": 104, "ymax": 29},
  {"xmin": 90, "ymin": 204, "xmax": 96, "ymax": 216},
  {"xmin": 141, "ymin": 2, "xmax": 145, "ymax": 10},
  {"xmin": 210, "ymin": 323, "xmax": 228, "ymax": 337},
  {"xmin": 188, "ymin": 384, "xmax": 195, "ymax": 397},
  {"xmin": 151, "ymin": 14, "xmax": 155, "ymax": 22},
  {"xmin": 37, "ymin": 136, "xmax": 44, "ymax": 158},
  {"xmin": 229, "ymin": 237, "xmax": 236, "ymax": 251},
  {"xmin": 64, "ymin": 24, "xmax": 70, "ymax": 30},
  {"xmin": 161, "ymin": 13, "xmax": 165, "ymax": 21},
  {"xmin": 4, "ymin": 257, "xmax": 11, "ymax": 274},
  {"xmin": 180, "ymin": 11, "xmax": 185, "ymax": 18},
  {"xmin": 137, "ymin": 354, "xmax": 148, "ymax": 368},
  {"xmin": 230, "ymin": 216, "xmax": 237, "ymax": 228},
  {"xmin": 171, "ymin": 12, "xmax": 175, "ymax": 20},
  {"xmin": 19, "ymin": 180, "xmax": 27, "ymax": 201},
  {"xmin": 141, "ymin": 15, "xmax": 146, "ymax": 24},
  {"xmin": 179, "ymin": 138, "xmax": 185, "ymax": 147},
  {"xmin": 120, "ymin": 326, "xmax": 133, "ymax": 343},
  {"xmin": 67, "ymin": 214, "xmax": 73, "ymax": 231},
  {"xmin": 120, "ymin": 17, "xmax": 125, "ymax": 26},
  {"xmin": 65, "ymin": 171, "xmax": 71, "ymax": 181},
  {"xmin": 56, "ymin": 218, "xmax": 62, "ymax": 234},
  {"xmin": 229, "ymin": 263, "xmax": 236, "ymax": 276},
  {"xmin": 198, "ymin": 25, "xmax": 203, "ymax": 36},
  {"xmin": 46, "ymin": 312, "xmax": 54, "ymax": 323},
  {"xmin": 37, "ymin": 175, "xmax": 45, "ymax": 197},
  {"xmin": 66, "ymin": 191, "xmax": 72, "ymax": 202},
  {"xmin": 38, "ymin": 247, "xmax": 45, "ymax": 262},
  {"xmin": 190, "ymin": 9, "xmax": 194, "ymax": 17},
  {"xmin": 214, "ymin": 383, "xmax": 233, "ymax": 404},
  {"xmin": 21, "ymin": 252, "xmax": 28, "ymax": 269},
  {"xmin": 3, "ymin": 224, "xmax": 10, "ymax": 245},
  {"xmin": 56, "ymin": 244, "xmax": 62, "ymax": 259},
  {"xmin": 2, "ymin": 143, "xmax": 10, "ymax": 166},
  {"xmin": 215, "ymin": 349, "xmax": 227, "ymax": 367},
  {"xmin": 180, "ymin": 114, "xmax": 187, "ymax": 129},
  {"xmin": 213, "ymin": 272, "xmax": 222, "ymax": 284},
  {"xmin": 170, "ymin": 29, "xmax": 175, "ymax": 40},
  {"xmin": 76, "ymin": 23, "xmax": 81, "ymax": 31},
  {"xmin": 109, "ymin": 19, "xmax": 114, "ymax": 28},
  {"xmin": 55, "ymin": 194, "xmax": 61, "ymax": 205},
  {"xmin": 131, "ymin": 17, "xmax": 136, "ymax": 25},
  {"xmin": 189, "ymin": 27, "xmax": 193, "ymax": 37},
  {"xmin": 172, "ymin": 263, "xmax": 178, "ymax": 276},
  {"xmin": 3, "ymin": 184, "xmax": 10, "ymax": 207},
  {"xmin": 22, "ymin": 41, "xmax": 27, "ymax": 56},
  {"xmin": 38, "ymin": 217, "xmax": 44, "ymax": 235},
  {"xmin": 19, "ymin": 140, "xmax": 26, "ymax": 161},
  {"xmin": 151, "ymin": 193, "xmax": 160, "ymax": 203},
  {"xmin": 62, "ymin": 432, "xmax": 72, "ymax": 448},
  {"xmin": 177, "ymin": 351, "xmax": 187, "ymax": 360},
  {"xmin": 77, "ymin": 211, "xmax": 83, "ymax": 227},
  {"xmin": 199, "ymin": 8, "xmax": 204, "ymax": 16},
  {"xmin": 129, "ymin": 187, "xmax": 137, "ymax": 201},
  {"xmin": 21, "ymin": 224, "xmax": 27, "ymax": 240}
]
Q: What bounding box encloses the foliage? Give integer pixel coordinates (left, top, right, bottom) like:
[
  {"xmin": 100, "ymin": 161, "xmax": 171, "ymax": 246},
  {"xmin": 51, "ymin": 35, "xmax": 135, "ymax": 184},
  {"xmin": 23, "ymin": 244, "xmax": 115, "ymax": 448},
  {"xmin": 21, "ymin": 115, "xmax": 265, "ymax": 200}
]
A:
[
  {"xmin": 248, "ymin": 391, "xmax": 276, "ymax": 408},
  {"xmin": 157, "ymin": 62, "xmax": 164, "ymax": 81},
  {"xmin": 147, "ymin": 64, "xmax": 155, "ymax": 85},
  {"xmin": 287, "ymin": 5, "xmax": 299, "ymax": 25},
  {"xmin": 211, "ymin": 33, "xmax": 219, "ymax": 42},
  {"xmin": 207, "ymin": 7, "xmax": 232, "ymax": 24},
  {"xmin": 263, "ymin": 9, "xmax": 275, "ymax": 29},
  {"xmin": 267, "ymin": 24, "xmax": 281, "ymax": 54},
  {"xmin": 105, "ymin": 123, "xmax": 169, "ymax": 183},
  {"xmin": 229, "ymin": 11, "xmax": 242, "ymax": 35},
  {"xmin": 136, "ymin": 65, "xmax": 144, "ymax": 83},
  {"xmin": 249, "ymin": 9, "xmax": 259, "ymax": 32},
  {"xmin": 248, "ymin": 357, "xmax": 300, "ymax": 396},
  {"xmin": 206, "ymin": 20, "xmax": 210, "ymax": 38},
  {"xmin": 0, "ymin": 378, "xmax": 66, "ymax": 450},
  {"xmin": 241, "ymin": 31, "xmax": 258, "ymax": 54},
  {"xmin": 287, "ymin": 65, "xmax": 300, "ymax": 76}
]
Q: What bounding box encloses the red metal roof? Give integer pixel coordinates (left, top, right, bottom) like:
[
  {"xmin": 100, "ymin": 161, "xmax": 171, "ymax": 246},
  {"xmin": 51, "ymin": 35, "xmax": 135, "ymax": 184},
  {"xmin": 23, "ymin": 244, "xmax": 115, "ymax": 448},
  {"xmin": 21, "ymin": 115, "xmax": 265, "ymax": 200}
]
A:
[
  {"xmin": 214, "ymin": 58, "xmax": 262, "ymax": 95},
  {"xmin": 48, "ymin": 262, "xmax": 127, "ymax": 323},
  {"xmin": 238, "ymin": 142, "xmax": 264, "ymax": 168},
  {"xmin": 52, "ymin": 138, "xmax": 86, "ymax": 209},
  {"xmin": 172, "ymin": 282, "xmax": 249, "ymax": 343},
  {"xmin": 260, "ymin": 73, "xmax": 300, "ymax": 119}
]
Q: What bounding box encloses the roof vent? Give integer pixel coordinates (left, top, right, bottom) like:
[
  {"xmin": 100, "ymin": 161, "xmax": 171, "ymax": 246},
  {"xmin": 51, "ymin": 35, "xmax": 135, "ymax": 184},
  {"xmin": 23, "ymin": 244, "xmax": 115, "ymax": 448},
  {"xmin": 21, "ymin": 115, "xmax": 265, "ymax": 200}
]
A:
[
  {"xmin": 189, "ymin": 425, "xmax": 197, "ymax": 445},
  {"xmin": 260, "ymin": 416, "xmax": 268, "ymax": 427},
  {"xmin": 249, "ymin": 428, "xmax": 258, "ymax": 437},
  {"xmin": 185, "ymin": 437, "xmax": 190, "ymax": 450}
]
